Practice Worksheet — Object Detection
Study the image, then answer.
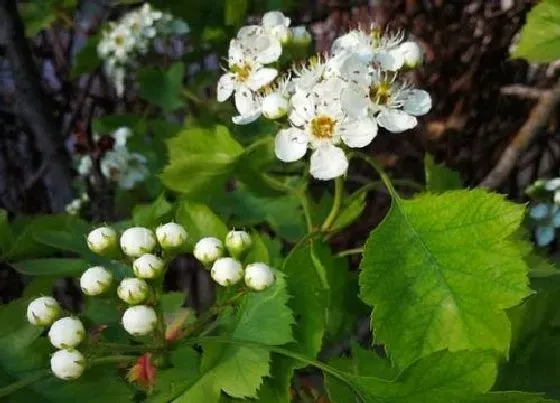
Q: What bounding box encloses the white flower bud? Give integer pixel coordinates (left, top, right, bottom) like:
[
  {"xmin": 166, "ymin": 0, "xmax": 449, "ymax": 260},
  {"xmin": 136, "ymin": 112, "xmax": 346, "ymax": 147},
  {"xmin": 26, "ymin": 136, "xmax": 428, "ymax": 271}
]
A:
[
  {"xmin": 211, "ymin": 257, "xmax": 243, "ymax": 286},
  {"xmin": 132, "ymin": 253, "xmax": 165, "ymax": 279},
  {"xmin": 50, "ymin": 349, "xmax": 85, "ymax": 380},
  {"xmin": 225, "ymin": 230, "xmax": 252, "ymax": 257},
  {"xmin": 262, "ymin": 92, "xmax": 289, "ymax": 120},
  {"xmin": 117, "ymin": 278, "xmax": 149, "ymax": 305},
  {"xmin": 120, "ymin": 227, "xmax": 157, "ymax": 257},
  {"xmin": 80, "ymin": 266, "xmax": 112, "ymax": 296},
  {"xmin": 398, "ymin": 41, "xmax": 423, "ymax": 68},
  {"xmin": 193, "ymin": 237, "xmax": 224, "ymax": 266},
  {"xmin": 156, "ymin": 222, "xmax": 187, "ymax": 249},
  {"xmin": 87, "ymin": 227, "xmax": 118, "ymax": 255},
  {"xmin": 26, "ymin": 296, "xmax": 61, "ymax": 326},
  {"xmin": 48, "ymin": 317, "xmax": 85, "ymax": 349},
  {"xmin": 122, "ymin": 305, "xmax": 157, "ymax": 336},
  {"xmin": 245, "ymin": 262, "xmax": 276, "ymax": 291},
  {"xmin": 290, "ymin": 26, "xmax": 312, "ymax": 44}
]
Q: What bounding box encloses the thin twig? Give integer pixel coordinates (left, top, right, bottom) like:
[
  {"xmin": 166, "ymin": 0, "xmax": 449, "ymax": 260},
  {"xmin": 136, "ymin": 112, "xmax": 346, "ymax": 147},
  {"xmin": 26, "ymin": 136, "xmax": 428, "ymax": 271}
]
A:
[
  {"xmin": 480, "ymin": 80, "xmax": 560, "ymax": 189},
  {"xmin": 500, "ymin": 84, "xmax": 550, "ymax": 100}
]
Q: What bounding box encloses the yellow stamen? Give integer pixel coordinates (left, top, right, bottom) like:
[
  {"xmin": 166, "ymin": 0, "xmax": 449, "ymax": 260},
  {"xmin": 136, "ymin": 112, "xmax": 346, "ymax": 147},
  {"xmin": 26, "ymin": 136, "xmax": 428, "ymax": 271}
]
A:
[{"xmin": 311, "ymin": 116, "xmax": 336, "ymax": 139}]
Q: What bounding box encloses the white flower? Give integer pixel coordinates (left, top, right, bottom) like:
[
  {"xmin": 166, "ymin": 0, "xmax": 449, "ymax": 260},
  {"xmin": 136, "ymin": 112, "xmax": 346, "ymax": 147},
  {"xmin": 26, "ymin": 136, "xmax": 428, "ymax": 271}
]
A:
[
  {"xmin": 275, "ymin": 78, "xmax": 371, "ymax": 180},
  {"xmin": 65, "ymin": 199, "xmax": 82, "ymax": 215},
  {"xmin": 26, "ymin": 296, "xmax": 61, "ymax": 326},
  {"xmin": 217, "ymin": 39, "xmax": 278, "ymax": 121},
  {"xmin": 398, "ymin": 41, "xmax": 423, "ymax": 68},
  {"xmin": 114, "ymin": 127, "xmax": 132, "ymax": 147},
  {"xmin": 100, "ymin": 146, "xmax": 148, "ymax": 190},
  {"xmin": 245, "ymin": 262, "xmax": 275, "ymax": 290},
  {"xmin": 211, "ymin": 257, "xmax": 243, "ymax": 286},
  {"xmin": 290, "ymin": 26, "xmax": 312, "ymax": 44},
  {"xmin": 87, "ymin": 227, "xmax": 118, "ymax": 255},
  {"xmin": 122, "ymin": 305, "xmax": 157, "ymax": 336},
  {"xmin": 48, "ymin": 317, "xmax": 85, "ymax": 349},
  {"xmin": 262, "ymin": 11, "xmax": 291, "ymax": 43},
  {"xmin": 133, "ymin": 254, "xmax": 165, "ymax": 279},
  {"xmin": 51, "ymin": 349, "xmax": 85, "ymax": 380},
  {"xmin": 156, "ymin": 222, "xmax": 187, "ymax": 249},
  {"xmin": 292, "ymin": 55, "xmax": 327, "ymax": 92},
  {"xmin": 120, "ymin": 227, "xmax": 157, "ymax": 257},
  {"xmin": 193, "ymin": 237, "xmax": 224, "ymax": 266},
  {"xmin": 80, "ymin": 266, "xmax": 112, "ymax": 296},
  {"xmin": 98, "ymin": 24, "xmax": 136, "ymax": 63},
  {"xmin": 332, "ymin": 28, "xmax": 405, "ymax": 71},
  {"xmin": 117, "ymin": 278, "xmax": 148, "ymax": 305},
  {"xmin": 340, "ymin": 66, "xmax": 431, "ymax": 133},
  {"xmin": 262, "ymin": 92, "xmax": 289, "ymax": 119},
  {"xmin": 225, "ymin": 230, "xmax": 252, "ymax": 257},
  {"xmin": 78, "ymin": 156, "xmax": 92, "ymax": 176}
]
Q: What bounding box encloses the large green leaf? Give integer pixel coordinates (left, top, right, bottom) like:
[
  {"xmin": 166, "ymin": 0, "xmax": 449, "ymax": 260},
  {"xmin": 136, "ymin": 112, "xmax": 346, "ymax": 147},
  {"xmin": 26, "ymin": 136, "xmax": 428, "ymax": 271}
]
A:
[
  {"xmin": 359, "ymin": 189, "xmax": 531, "ymax": 368},
  {"xmin": 12, "ymin": 258, "xmax": 87, "ymax": 276},
  {"xmin": 325, "ymin": 348, "xmax": 497, "ymax": 403},
  {"xmin": 511, "ymin": 0, "xmax": 560, "ymax": 62},
  {"xmin": 139, "ymin": 62, "xmax": 185, "ymax": 112},
  {"xmin": 424, "ymin": 154, "xmax": 462, "ymax": 192},
  {"xmin": 468, "ymin": 392, "xmax": 559, "ymax": 402},
  {"xmin": 132, "ymin": 194, "xmax": 174, "ymax": 228},
  {"xmin": 175, "ymin": 201, "xmax": 228, "ymax": 251}
]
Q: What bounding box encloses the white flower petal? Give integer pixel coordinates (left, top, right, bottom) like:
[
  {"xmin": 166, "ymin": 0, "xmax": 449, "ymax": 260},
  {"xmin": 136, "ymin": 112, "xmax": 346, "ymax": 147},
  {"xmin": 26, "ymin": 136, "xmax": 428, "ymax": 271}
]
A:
[
  {"xmin": 232, "ymin": 109, "xmax": 262, "ymax": 125},
  {"xmin": 374, "ymin": 50, "xmax": 404, "ymax": 71},
  {"xmin": 545, "ymin": 178, "xmax": 560, "ymax": 191},
  {"xmin": 310, "ymin": 145, "xmax": 348, "ymax": 180},
  {"xmin": 247, "ymin": 68, "xmax": 278, "ymax": 91},
  {"xmin": 255, "ymin": 36, "xmax": 282, "ymax": 64},
  {"xmin": 237, "ymin": 25, "xmax": 264, "ymax": 40},
  {"xmin": 263, "ymin": 11, "xmax": 290, "ymax": 29},
  {"xmin": 290, "ymin": 90, "xmax": 315, "ymax": 126},
  {"xmin": 275, "ymin": 128, "xmax": 308, "ymax": 162},
  {"xmin": 398, "ymin": 41, "xmax": 423, "ymax": 67},
  {"xmin": 403, "ymin": 89, "xmax": 432, "ymax": 116},
  {"xmin": 377, "ymin": 109, "xmax": 417, "ymax": 133},
  {"xmin": 234, "ymin": 87, "xmax": 259, "ymax": 116},
  {"xmin": 228, "ymin": 39, "xmax": 245, "ymax": 65},
  {"xmin": 341, "ymin": 86, "xmax": 369, "ymax": 118},
  {"xmin": 217, "ymin": 73, "xmax": 236, "ymax": 102},
  {"xmin": 340, "ymin": 117, "xmax": 378, "ymax": 148}
]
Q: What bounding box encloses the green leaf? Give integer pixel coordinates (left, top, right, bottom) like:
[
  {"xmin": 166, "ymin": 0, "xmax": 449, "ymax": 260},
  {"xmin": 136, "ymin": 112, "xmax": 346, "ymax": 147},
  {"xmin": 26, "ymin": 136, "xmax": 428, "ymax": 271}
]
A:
[
  {"xmin": 467, "ymin": 392, "xmax": 559, "ymax": 403},
  {"xmin": 325, "ymin": 348, "xmax": 497, "ymax": 403},
  {"xmin": 132, "ymin": 194, "xmax": 173, "ymax": 228},
  {"xmin": 161, "ymin": 292, "xmax": 186, "ymax": 314},
  {"xmin": 19, "ymin": 0, "xmax": 77, "ymax": 37},
  {"xmin": 162, "ymin": 126, "xmax": 243, "ymax": 199},
  {"xmin": 424, "ymin": 154, "xmax": 462, "ymax": 192},
  {"xmin": 175, "ymin": 201, "xmax": 228, "ymax": 251},
  {"xmin": 139, "ymin": 62, "xmax": 185, "ymax": 112},
  {"xmin": 71, "ymin": 34, "xmax": 101, "ymax": 78},
  {"xmin": 359, "ymin": 189, "xmax": 531, "ymax": 368},
  {"xmin": 511, "ymin": 0, "xmax": 560, "ymax": 62},
  {"xmin": 12, "ymin": 258, "xmax": 87, "ymax": 276},
  {"xmin": 225, "ymin": 0, "xmax": 248, "ymax": 26},
  {"xmin": 331, "ymin": 190, "xmax": 367, "ymax": 232},
  {"xmin": 244, "ymin": 231, "xmax": 270, "ymax": 265}
]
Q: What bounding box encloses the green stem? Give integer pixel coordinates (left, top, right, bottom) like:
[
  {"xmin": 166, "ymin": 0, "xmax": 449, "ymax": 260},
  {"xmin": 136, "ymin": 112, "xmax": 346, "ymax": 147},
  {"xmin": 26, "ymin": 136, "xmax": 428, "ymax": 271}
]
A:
[
  {"xmin": 95, "ymin": 343, "xmax": 160, "ymax": 353},
  {"xmin": 89, "ymin": 355, "xmax": 138, "ymax": 366},
  {"xmin": 351, "ymin": 153, "xmax": 398, "ymax": 198},
  {"xmin": 321, "ymin": 175, "xmax": 344, "ymax": 231},
  {"xmin": 298, "ymin": 191, "xmax": 314, "ymax": 232},
  {"xmin": 336, "ymin": 247, "xmax": 364, "ymax": 258}
]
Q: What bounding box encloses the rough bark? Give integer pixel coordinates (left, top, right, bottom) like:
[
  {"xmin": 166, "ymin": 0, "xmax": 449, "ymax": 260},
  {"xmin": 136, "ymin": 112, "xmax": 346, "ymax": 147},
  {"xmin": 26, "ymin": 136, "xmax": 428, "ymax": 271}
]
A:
[{"xmin": 0, "ymin": 0, "xmax": 73, "ymax": 212}]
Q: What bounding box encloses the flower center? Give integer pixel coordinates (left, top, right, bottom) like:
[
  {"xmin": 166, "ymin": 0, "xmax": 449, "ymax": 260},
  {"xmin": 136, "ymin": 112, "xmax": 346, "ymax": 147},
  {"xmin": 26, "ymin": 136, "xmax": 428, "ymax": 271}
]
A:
[
  {"xmin": 115, "ymin": 35, "xmax": 125, "ymax": 46},
  {"xmin": 369, "ymin": 81, "xmax": 392, "ymax": 106},
  {"xmin": 311, "ymin": 116, "xmax": 336, "ymax": 139},
  {"xmin": 232, "ymin": 63, "xmax": 251, "ymax": 82}
]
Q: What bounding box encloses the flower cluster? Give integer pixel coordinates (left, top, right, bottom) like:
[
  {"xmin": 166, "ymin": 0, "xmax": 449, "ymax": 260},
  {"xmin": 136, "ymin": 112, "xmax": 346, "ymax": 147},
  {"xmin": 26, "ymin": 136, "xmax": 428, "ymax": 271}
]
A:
[
  {"xmin": 26, "ymin": 297, "xmax": 86, "ymax": 380},
  {"xmin": 527, "ymin": 178, "xmax": 560, "ymax": 246},
  {"xmin": 218, "ymin": 15, "xmax": 431, "ymax": 180},
  {"xmin": 65, "ymin": 193, "xmax": 90, "ymax": 215},
  {"xmin": 97, "ymin": 3, "xmax": 189, "ymax": 96},
  {"xmin": 77, "ymin": 127, "xmax": 148, "ymax": 190},
  {"xmin": 194, "ymin": 230, "xmax": 276, "ymax": 290}
]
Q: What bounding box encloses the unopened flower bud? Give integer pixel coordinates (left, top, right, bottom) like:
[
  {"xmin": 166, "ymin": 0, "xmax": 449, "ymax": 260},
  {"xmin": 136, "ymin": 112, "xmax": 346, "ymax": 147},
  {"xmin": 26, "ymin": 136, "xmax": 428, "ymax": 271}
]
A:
[
  {"xmin": 122, "ymin": 305, "xmax": 157, "ymax": 336},
  {"xmin": 117, "ymin": 278, "xmax": 149, "ymax": 305},
  {"xmin": 211, "ymin": 257, "xmax": 243, "ymax": 286},
  {"xmin": 225, "ymin": 230, "xmax": 252, "ymax": 257},
  {"xmin": 87, "ymin": 227, "xmax": 118, "ymax": 255},
  {"xmin": 156, "ymin": 222, "xmax": 187, "ymax": 250},
  {"xmin": 133, "ymin": 254, "xmax": 165, "ymax": 279},
  {"xmin": 51, "ymin": 349, "xmax": 85, "ymax": 380},
  {"xmin": 26, "ymin": 296, "xmax": 61, "ymax": 326},
  {"xmin": 48, "ymin": 317, "xmax": 85, "ymax": 349},
  {"xmin": 290, "ymin": 26, "xmax": 312, "ymax": 44},
  {"xmin": 398, "ymin": 41, "xmax": 423, "ymax": 68},
  {"xmin": 80, "ymin": 266, "xmax": 112, "ymax": 296},
  {"xmin": 193, "ymin": 237, "xmax": 223, "ymax": 266},
  {"xmin": 245, "ymin": 262, "xmax": 276, "ymax": 291},
  {"xmin": 120, "ymin": 227, "xmax": 157, "ymax": 257},
  {"xmin": 262, "ymin": 93, "xmax": 289, "ymax": 120}
]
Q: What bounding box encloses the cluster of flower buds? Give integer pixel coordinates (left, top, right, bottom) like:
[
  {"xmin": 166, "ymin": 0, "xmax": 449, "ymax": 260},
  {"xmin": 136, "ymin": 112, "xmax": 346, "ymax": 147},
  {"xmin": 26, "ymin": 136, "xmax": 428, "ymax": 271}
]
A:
[
  {"xmin": 218, "ymin": 12, "xmax": 431, "ymax": 181},
  {"xmin": 193, "ymin": 230, "xmax": 276, "ymax": 290},
  {"xmin": 85, "ymin": 223, "xmax": 187, "ymax": 337},
  {"xmin": 527, "ymin": 178, "xmax": 560, "ymax": 247},
  {"xmin": 26, "ymin": 297, "xmax": 86, "ymax": 380},
  {"xmin": 97, "ymin": 3, "xmax": 189, "ymax": 96},
  {"xmin": 76, "ymin": 127, "xmax": 148, "ymax": 191}
]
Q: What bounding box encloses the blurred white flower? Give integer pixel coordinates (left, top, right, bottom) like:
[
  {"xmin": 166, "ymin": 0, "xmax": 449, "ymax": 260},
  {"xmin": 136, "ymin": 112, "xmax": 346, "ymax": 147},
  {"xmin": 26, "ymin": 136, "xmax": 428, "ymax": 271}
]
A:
[
  {"xmin": 65, "ymin": 199, "xmax": 82, "ymax": 215},
  {"xmin": 100, "ymin": 146, "xmax": 148, "ymax": 190},
  {"xmin": 397, "ymin": 41, "xmax": 423, "ymax": 68},
  {"xmin": 51, "ymin": 349, "xmax": 85, "ymax": 380},
  {"xmin": 262, "ymin": 11, "xmax": 291, "ymax": 43},
  {"xmin": 78, "ymin": 156, "xmax": 92, "ymax": 176},
  {"xmin": 290, "ymin": 25, "xmax": 312, "ymax": 44},
  {"xmin": 48, "ymin": 317, "xmax": 85, "ymax": 349},
  {"xmin": 27, "ymin": 296, "xmax": 61, "ymax": 326},
  {"xmin": 122, "ymin": 305, "xmax": 157, "ymax": 335}
]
